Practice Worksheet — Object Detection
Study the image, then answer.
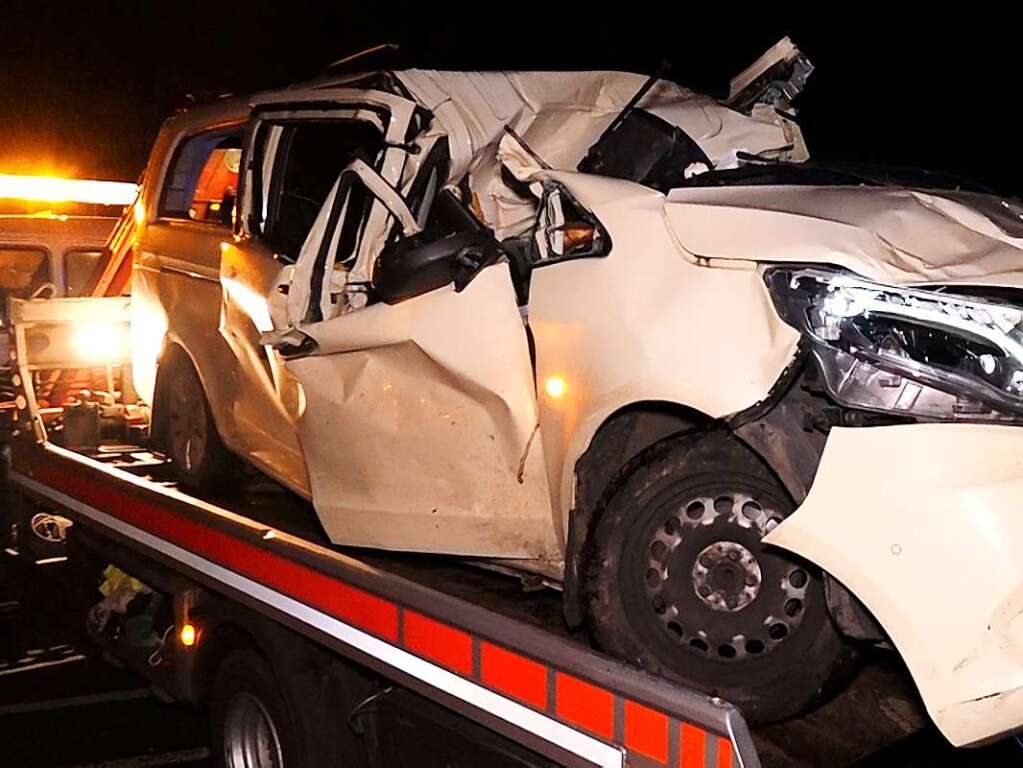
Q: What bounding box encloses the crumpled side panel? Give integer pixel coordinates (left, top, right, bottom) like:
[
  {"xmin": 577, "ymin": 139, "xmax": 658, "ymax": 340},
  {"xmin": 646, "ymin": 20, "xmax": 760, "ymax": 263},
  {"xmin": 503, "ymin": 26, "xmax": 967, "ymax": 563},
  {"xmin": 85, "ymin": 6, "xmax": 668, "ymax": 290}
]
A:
[
  {"xmin": 288, "ymin": 262, "xmax": 558, "ymax": 558},
  {"xmin": 219, "ymin": 240, "xmax": 310, "ymax": 495},
  {"xmin": 521, "ymin": 171, "xmax": 801, "ymax": 527}
]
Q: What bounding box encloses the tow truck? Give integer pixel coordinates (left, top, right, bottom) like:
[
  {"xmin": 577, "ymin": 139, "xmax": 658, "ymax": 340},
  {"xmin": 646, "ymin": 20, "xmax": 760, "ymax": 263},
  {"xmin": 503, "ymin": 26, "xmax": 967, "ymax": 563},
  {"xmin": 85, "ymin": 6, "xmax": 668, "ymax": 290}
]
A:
[
  {"xmin": 9, "ymin": 201, "xmax": 1008, "ymax": 767},
  {"xmin": 2, "ymin": 169, "xmax": 995, "ymax": 765},
  {"xmin": 0, "ymin": 276, "xmax": 759, "ymax": 767}
]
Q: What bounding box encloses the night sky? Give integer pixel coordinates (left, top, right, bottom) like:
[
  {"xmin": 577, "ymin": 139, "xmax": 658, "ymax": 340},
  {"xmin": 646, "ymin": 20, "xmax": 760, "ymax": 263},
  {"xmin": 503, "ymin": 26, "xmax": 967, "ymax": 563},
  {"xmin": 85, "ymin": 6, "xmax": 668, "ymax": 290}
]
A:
[{"xmin": 3, "ymin": 4, "xmax": 1020, "ymax": 194}]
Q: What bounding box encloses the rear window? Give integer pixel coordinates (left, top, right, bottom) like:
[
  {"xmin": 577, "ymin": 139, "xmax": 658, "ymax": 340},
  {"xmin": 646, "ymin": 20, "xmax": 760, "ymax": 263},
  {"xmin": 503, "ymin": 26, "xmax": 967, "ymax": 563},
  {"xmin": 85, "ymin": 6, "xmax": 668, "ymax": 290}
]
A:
[
  {"xmin": 0, "ymin": 247, "xmax": 50, "ymax": 301},
  {"xmin": 65, "ymin": 248, "xmax": 104, "ymax": 296},
  {"xmin": 160, "ymin": 127, "xmax": 244, "ymax": 225}
]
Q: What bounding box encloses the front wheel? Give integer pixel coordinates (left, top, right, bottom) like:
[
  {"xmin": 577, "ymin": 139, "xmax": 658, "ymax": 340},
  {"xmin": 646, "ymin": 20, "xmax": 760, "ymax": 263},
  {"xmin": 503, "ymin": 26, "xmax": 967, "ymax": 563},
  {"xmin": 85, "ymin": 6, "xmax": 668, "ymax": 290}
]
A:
[{"xmin": 582, "ymin": 431, "xmax": 857, "ymax": 724}]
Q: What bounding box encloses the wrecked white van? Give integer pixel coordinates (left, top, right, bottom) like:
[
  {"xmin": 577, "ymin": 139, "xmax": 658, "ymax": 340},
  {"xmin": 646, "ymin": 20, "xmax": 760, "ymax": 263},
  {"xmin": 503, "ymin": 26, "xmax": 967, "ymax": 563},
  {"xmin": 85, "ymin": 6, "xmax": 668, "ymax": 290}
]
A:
[{"xmin": 130, "ymin": 40, "xmax": 1023, "ymax": 743}]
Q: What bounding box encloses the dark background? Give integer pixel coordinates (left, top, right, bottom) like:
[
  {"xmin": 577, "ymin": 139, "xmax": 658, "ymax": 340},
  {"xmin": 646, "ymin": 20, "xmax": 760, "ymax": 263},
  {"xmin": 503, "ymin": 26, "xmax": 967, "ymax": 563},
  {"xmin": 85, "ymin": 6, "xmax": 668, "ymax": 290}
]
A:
[{"xmin": 2, "ymin": 3, "xmax": 1019, "ymax": 194}]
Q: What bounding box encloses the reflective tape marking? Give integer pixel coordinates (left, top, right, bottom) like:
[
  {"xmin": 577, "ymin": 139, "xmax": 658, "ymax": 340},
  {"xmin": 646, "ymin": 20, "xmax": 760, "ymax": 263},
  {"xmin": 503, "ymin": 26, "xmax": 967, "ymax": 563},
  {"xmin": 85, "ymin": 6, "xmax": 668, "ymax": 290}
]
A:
[{"xmin": 11, "ymin": 471, "xmax": 624, "ymax": 768}]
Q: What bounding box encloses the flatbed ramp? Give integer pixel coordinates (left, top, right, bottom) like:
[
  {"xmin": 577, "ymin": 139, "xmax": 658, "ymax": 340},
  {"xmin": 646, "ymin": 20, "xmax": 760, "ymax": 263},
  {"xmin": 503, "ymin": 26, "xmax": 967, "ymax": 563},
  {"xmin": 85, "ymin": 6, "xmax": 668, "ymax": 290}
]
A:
[{"xmin": 6, "ymin": 439, "xmax": 760, "ymax": 768}]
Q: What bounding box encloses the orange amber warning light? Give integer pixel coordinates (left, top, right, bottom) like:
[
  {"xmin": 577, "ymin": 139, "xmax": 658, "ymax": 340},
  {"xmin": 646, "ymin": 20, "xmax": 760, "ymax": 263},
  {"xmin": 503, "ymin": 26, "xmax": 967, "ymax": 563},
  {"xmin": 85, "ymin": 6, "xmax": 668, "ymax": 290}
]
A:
[
  {"xmin": 0, "ymin": 174, "xmax": 137, "ymax": 206},
  {"xmin": 179, "ymin": 622, "xmax": 198, "ymax": 647}
]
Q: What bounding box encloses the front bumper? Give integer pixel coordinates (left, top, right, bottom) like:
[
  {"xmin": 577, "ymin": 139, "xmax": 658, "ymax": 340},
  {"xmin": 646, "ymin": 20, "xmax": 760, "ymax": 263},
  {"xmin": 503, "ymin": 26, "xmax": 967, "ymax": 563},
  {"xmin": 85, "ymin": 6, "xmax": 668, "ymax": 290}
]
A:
[{"xmin": 764, "ymin": 423, "xmax": 1023, "ymax": 747}]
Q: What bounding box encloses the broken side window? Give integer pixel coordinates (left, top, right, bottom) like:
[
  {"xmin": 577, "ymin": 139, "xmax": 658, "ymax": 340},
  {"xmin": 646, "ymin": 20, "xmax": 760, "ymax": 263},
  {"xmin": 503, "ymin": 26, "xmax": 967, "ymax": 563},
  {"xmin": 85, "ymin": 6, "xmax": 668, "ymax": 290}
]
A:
[
  {"xmin": 372, "ymin": 187, "xmax": 505, "ymax": 306},
  {"xmin": 370, "ymin": 139, "xmax": 510, "ymax": 307},
  {"xmin": 260, "ymin": 120, "xmax": 384, "ymax": 263},
  {"xmin": 399, "ymin": 139, "xmax": 453, "ymax": 237}
]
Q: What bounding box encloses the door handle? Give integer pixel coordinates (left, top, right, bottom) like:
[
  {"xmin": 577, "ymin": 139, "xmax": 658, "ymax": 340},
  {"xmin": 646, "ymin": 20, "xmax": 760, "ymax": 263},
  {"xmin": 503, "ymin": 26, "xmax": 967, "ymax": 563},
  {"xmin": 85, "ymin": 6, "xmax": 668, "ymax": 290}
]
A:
[{"xmin": 260, "ymin": 327, "xmax": 317, "ymax": 359}]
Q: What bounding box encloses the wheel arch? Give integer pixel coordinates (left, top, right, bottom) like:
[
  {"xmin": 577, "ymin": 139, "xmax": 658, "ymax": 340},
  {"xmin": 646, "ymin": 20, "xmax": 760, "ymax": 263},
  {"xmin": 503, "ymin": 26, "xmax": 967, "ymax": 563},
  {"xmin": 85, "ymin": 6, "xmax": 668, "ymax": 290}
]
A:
[
  {"xmin": 190, "ymin": 604, "xmax": 340, "ymax": 703},
  {"xmin": 150, "ymin": 341, "xmax": 187, "ymax": 448},
  {"xmin": 151, "ymin": 339, "xmax": 233, "ymax": 454},
  {"xmin": 197, "ymin": 605, "xmax": 379, "ymax": 764},
  {"xmin": 191, "ymin": 619, "xmax": 263, "ymax": 703},
  {"xmin": 561, "ymin": 400, "xmax": 712, "ymax": 627},
  {"xmin": 575, "ymin": 426, "xmax": 859, "ymax": 722}
]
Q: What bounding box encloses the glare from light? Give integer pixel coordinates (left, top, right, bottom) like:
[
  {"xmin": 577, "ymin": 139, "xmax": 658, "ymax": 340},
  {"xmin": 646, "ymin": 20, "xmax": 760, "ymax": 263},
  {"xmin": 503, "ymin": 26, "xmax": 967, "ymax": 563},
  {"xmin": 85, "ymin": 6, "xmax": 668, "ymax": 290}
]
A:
[
  {"xmin": 0, "ymin": 174, "xmax": 138, "ymax": 206},
  {"xmin": 822, "ymin": 288, "xmax": 858, "ymax": 318},
  {"xmin": 130, "ymin": 300, "xmax": 168, "ymax": 404},
  {"xmin": 544, "ymin": 375, "xmax": 567, "ymax": 399},
  {"xmin": 180, "ymin": 623, "xmax": 197, "ymax": 647},
  {"xmin": 71, "ymin": 322, "xmax": 129, "ymax": 363},
  {"xmin": 222, "ymin": 276, "xmax": 274, "ymax": 333}
]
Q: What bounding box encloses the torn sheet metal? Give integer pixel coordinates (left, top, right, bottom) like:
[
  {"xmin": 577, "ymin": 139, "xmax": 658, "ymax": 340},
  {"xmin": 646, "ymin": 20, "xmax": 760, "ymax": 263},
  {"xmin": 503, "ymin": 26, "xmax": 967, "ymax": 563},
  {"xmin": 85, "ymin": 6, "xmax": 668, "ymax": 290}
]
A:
[
  {"xmin": 664, "ymin": 184, "xmax": 1023, "ymax": 289},
  {"xmin": 396, "ymin": 69, "xmax": 806, "ymax": 240},
  {"xmin": 246, "ymin": 96, "xmax": 418, "ymax": 325},
  {"xmin": 726, "ymin": 36, "xmax": 813, "ymax": 113},
  {"xmin": 764, "ymin": 423, "xmax": 1023, "ymax": 746},
  {"xmin": 135, "ymin": 45, "xmax": 818, "ymax": 555}
]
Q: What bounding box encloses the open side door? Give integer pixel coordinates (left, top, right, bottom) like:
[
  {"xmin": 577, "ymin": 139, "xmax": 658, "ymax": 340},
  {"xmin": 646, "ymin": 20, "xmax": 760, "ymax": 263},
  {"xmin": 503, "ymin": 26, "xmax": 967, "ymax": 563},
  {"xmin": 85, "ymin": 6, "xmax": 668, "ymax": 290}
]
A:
[
  {"xmin": 269, "ymin": 157, "xmax": 557, "ymax": 560},
  {"xmin": 214, "ymin": 90, "xmax": 423, "ymax": 493}
]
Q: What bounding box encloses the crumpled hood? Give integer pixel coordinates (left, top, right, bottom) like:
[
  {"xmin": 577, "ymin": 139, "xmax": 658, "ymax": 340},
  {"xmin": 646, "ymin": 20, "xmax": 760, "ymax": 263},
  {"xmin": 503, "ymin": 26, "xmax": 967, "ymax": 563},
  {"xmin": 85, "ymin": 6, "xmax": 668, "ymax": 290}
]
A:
[{"xmin": 663, "ymin": 184, "xmax": 1023, "ymax": 289}]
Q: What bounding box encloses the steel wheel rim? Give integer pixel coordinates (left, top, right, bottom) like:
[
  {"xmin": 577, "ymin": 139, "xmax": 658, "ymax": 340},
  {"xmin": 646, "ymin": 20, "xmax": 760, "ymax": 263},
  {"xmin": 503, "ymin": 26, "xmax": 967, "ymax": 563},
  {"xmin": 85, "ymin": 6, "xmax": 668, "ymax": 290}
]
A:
[
  {"xmin": 640, "ymin": 485, "xmax": 810, "ymax": 663},
  {"xmin": 223, "ymin": 692, "xmax": 284, "ymax": 768}
]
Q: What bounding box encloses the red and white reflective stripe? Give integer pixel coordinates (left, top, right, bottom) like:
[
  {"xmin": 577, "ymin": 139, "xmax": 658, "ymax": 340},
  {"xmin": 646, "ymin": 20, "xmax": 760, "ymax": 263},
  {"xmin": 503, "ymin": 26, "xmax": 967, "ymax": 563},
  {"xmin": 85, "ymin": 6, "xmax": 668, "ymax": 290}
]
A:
[
  {"xmin": 11, "ymin": 444, "xmax": 745, "ymax": 768},
  {"xmin": 11, "ymin": 471, "xmax": 625, "ymax": 768}
]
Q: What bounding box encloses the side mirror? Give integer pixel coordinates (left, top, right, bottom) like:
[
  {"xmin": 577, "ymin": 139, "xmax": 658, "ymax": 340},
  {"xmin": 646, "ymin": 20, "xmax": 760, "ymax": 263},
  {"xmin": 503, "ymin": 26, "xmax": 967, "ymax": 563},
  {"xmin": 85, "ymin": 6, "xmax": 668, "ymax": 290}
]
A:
[{"xmin": 373, "ymin": 230, "xmax": 501, "ymax": 305}]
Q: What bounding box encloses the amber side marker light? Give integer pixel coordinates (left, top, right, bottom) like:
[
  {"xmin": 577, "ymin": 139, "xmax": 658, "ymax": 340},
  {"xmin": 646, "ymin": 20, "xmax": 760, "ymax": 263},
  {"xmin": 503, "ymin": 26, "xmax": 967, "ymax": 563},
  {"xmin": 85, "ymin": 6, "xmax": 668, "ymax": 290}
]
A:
[
  {"xmin": 544, "ymin": 375, "xmax": 567, "ymax": 399},
  {"xmin": 561, "ymin": 223, "xmax": 595, "ymax": 253},
  {"xmin": 180, "ymin": 622, "xmax": 198, "ymax": 647}
]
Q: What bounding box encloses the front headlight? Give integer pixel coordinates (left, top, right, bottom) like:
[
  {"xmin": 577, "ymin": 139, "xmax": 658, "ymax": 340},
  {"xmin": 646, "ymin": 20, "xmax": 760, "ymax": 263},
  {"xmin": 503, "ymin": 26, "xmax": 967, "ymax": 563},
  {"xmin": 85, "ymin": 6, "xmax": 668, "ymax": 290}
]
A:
[{"xmin": 766, "ymin": 266, "xmax": 1023, "ymax": 421}]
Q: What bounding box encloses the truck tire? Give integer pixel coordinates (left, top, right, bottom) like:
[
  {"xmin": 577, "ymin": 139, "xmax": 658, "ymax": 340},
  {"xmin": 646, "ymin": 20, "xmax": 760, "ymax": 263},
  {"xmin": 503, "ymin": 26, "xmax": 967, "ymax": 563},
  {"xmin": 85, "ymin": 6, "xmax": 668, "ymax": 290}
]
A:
[
  {"xmin": 582, "ymin": 430, "xmax": 857, "ymax": 724},
  {"xmin": 159, "ymin": 353, "xmax": 236, "ymax": 494},
  {"xmin": 210, "ymin": 649, "xmax": 304, "ymax": 768}
]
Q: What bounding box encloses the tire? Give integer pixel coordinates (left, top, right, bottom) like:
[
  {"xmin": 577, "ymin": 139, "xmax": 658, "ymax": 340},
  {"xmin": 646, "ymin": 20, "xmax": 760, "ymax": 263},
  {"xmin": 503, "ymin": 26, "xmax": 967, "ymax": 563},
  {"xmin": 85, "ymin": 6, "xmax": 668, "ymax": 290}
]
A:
[
  {"xmin": 210, "ymin": 650, "xmax": 301, "ymax": 768},
  {"xmin": 158, "ymin": 353, "xmax": 236, "ymax": 494},
  {"xmin": 582, "ymin": 430, "xmax": 858, "ymax": 724}
]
